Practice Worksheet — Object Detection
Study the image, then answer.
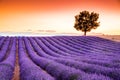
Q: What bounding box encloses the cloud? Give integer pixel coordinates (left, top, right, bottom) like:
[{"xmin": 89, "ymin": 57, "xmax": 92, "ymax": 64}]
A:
[{"xmin": 37, "ymin": 29, "xmax": 56, "ymax": 33}]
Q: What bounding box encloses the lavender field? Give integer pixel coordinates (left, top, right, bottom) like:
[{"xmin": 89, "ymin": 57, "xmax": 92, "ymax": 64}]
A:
[{"xmin": 0, "ymin": 36, "xmax": 120, "ymax": 80}]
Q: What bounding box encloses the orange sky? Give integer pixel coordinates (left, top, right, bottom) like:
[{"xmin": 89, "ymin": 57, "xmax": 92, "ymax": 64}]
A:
[{"xmin": 0, "ymin": 0, "xmax": 120, "ymax": 35}]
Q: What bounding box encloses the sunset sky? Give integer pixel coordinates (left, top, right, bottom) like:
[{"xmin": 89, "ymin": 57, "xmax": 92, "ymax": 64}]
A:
[{"xmin": 0, "ymin": 0, "xmax": 120, "ymax": 35}]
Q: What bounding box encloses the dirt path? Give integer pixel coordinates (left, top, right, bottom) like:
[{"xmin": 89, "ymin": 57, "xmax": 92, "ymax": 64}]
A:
[
  {"xmin": 12, "ymin": 40, "xmax": 20, "ymax": 80},
  {"xmin": 97, "ymin": 35, "xmax": 120, "ymax": 42}
]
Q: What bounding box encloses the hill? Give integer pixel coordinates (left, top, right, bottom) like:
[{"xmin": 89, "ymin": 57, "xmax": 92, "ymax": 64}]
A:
[{"xmin": 0, "ymin": 36, "xmax": 120, "ymax": 80}]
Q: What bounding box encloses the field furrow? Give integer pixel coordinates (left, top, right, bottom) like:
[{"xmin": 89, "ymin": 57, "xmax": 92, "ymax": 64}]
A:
[{"xmin": 0, "ymin": 36, "xmax": 120, "ymax": 80}]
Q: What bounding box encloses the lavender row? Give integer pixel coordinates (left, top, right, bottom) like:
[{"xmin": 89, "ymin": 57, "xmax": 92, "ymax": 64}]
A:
[
  {"xmin": 42, "ymin": 37, "xmax": 85, "ymax": 56},
  {"xmin": 55, "ymin": 58, "xmax": 120, "ymax": 80},
  {"xmin": 24, "ymin": 37, "xmax": 112, "ymax": 80},
  {"xmin": 42, "ymin": 37, "xmax": 116, "ymax": 61},
  {"xmin": 69, "ymin": 36, "xmax": 120, "ymax": 50},
  {"xmin": 0, "ymin": 37, "xmax": 11, "ymax": 62},
  {"xmin": 0, "ymin": 37, "xmax": 16, "ymax": 80},
  {"xmin": 47, "ymin": 36, "xmax": 120, "ymax": 60},
  {"xmin": 55, "ymin": 36, "xmax": 120, "ymax": 54},
  {"xmin": 0, "ymin": 37, "xmax": 6, "ymax": 48},
  {"xmin": 59, "ymin": 36, "xmax": 120, "ymax": 52},
  {"xmin": 32, "ymin": 37, "xmax": 120, "ymax": 69},
  {"xmin": 18, "ymin": 37, "xmax": 55, "ymax": 80},
  {"xmin": 28, "ymin": 37, "xmax": 120, "ymax": 80}
]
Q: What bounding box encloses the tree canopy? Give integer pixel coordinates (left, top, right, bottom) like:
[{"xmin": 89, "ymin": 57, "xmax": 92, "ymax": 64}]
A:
[{"xmin": 74, "ymin": 11, "xmax": 100, "ymax": 35}]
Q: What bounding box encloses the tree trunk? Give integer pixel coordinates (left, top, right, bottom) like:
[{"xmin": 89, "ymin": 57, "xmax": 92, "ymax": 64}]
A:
[
  {"xmin": 84, "ymin": 26, "xmax": 87, "ymax": 36},
  {"xmin": 84, "ymin": 31, "xmax": 86, "ymax": 36}
]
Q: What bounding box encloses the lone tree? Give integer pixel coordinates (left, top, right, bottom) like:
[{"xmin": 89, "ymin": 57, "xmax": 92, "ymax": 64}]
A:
[{"xmin": 74, "ymin": 11, "xmax": 100, "ymax": 36}]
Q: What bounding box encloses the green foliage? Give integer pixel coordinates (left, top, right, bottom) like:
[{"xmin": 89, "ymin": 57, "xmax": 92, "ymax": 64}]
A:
[{"xmin": 74, "ymin": 10, "xmax": 100, "ymax": 35}]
